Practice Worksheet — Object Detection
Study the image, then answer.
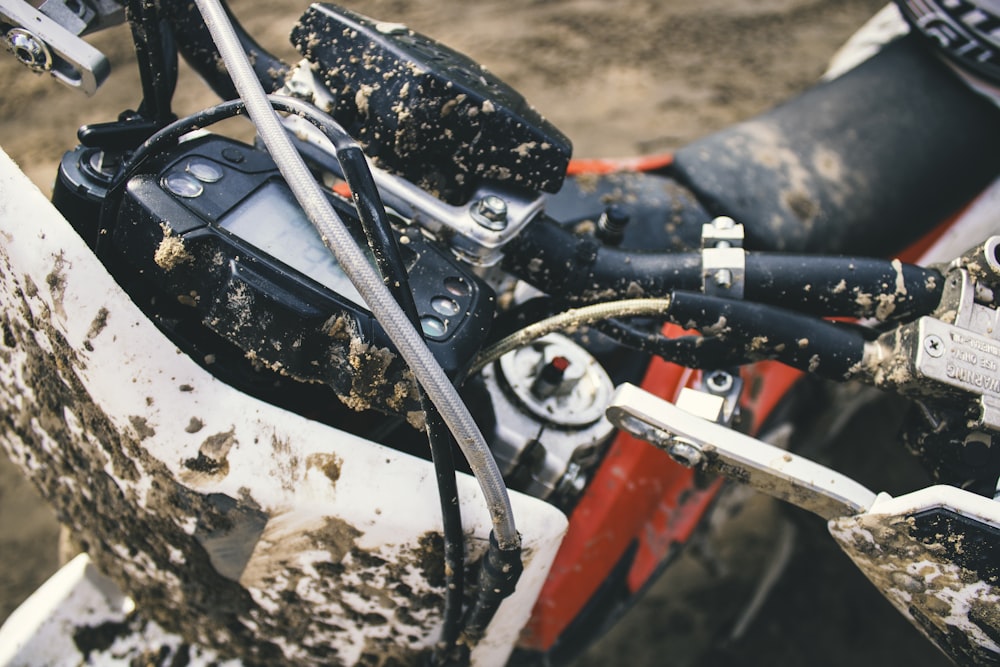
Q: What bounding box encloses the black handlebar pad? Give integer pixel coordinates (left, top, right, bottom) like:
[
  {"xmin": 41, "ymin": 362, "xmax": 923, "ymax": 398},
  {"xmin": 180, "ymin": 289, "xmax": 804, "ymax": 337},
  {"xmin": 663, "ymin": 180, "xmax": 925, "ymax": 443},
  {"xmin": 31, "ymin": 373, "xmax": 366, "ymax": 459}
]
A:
[{"xmin": 670, "ymin": 33, "xmax": 1000, "ymax": 257}]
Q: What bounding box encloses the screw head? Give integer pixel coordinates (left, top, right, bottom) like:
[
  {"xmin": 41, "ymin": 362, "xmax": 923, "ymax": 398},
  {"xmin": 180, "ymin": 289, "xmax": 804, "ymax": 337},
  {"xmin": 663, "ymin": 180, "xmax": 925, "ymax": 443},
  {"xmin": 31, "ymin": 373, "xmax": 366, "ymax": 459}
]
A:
[
  {"xmin": 713, "ymin": 268, "xmax": 733, "ymax": 288},
  {"xmin": 6, "ymin": 29, "xmax": 52, "ymax": 72},
  {"xmin": 668, "ymin": 439, "xmax": 704, "ymax": 467},
  {"xmin": 923, "ymin": 334, "xmax": 945, "ymax": 358},
  {"xmin": 473, "ymin": 195, "xmax": 508, "ymax": 230},
  {"xmin": 706, "ymin": 370, "xmax": 734, "ymax": 395}
]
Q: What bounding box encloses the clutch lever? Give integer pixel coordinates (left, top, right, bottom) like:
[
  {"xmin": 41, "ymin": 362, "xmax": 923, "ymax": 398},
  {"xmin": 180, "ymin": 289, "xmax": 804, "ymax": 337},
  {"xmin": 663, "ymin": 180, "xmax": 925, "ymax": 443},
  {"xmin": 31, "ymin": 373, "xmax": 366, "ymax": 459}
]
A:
[{"xmin": 607, "ymin": 382, "xmax": 878, "ymax": 520}]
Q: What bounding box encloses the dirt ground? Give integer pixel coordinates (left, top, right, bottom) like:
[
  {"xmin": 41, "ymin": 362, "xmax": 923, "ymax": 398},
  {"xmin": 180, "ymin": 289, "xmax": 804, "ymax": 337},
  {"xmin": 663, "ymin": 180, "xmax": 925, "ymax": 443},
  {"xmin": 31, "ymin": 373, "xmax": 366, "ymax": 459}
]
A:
[{"xmin": 0, "ymin": 0, "xmax": 954, "ymax": 665}]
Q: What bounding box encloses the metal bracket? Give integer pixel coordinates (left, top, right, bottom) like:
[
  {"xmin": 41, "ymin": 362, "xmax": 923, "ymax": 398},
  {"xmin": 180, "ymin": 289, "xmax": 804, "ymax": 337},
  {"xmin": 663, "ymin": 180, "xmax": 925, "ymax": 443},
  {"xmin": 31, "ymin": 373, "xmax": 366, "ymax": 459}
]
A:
[
  {"xmin": 701, "ymin": 216, "xmax": 745, "ymax": 298},
  {"xmin": 0, "ymin": 0, "xmax": 111, "ymax": 94},
  {"xmin": 859, "ymin": 236, "xmax": 1000, "ymax": 431},
  {"xmin": 694, "ymin": 368, "xmax": 743, "ymax": 425},
  {"xmin": 607, "ymin": 382, "xmax": 878, "ymax": 519},
  {"xmin": 280, "ymin": 104, "xmax": 546, "ymax": 266}
]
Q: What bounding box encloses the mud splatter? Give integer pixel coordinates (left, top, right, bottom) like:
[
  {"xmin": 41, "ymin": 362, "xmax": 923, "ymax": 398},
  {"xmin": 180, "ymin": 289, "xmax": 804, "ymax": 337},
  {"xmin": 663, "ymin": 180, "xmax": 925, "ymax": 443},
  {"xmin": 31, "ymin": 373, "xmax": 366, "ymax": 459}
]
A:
[
  {"xmin": 830, "ymin": 511, "xmax": 1000, "ymax": 664},
  {"xmin": 0, "ymin": 253, "xmax": 461, "ymax": 664},
  {"xmin": 154, "ymin": 224, "xmax": 193, "ymax": 271},
  {"xmin": 45, "ymin": 252, "xmax": 68, "ymax": 318},
  {"xmin": 306, "ymin": 452, "xmax": 343, "ymax": 485}
]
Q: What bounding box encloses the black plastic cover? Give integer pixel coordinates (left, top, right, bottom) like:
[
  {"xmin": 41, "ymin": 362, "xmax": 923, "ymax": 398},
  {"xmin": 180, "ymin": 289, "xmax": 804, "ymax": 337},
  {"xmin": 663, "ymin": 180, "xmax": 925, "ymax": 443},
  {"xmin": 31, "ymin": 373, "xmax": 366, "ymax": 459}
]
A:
[
  {"xmin": 291, "ymin": 3, "xmax": 572, "ymax": 203},
  {"xmin": 110, "ymin": 136, "xmax": 494, "ymax": 414}
]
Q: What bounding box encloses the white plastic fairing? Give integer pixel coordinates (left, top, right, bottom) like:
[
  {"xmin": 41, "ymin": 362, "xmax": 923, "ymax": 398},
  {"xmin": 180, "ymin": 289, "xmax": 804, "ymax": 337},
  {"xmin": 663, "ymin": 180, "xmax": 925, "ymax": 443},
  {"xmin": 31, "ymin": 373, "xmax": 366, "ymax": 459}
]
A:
[
  {"xmin": 0, "ymin": 146, "xmax": 568, "ymax": 665},
  {"xmin": 0, "ymin": 554, "xmax": 237, "ymax": 666},
  {"xmin": 829, "ymin": 486, "xmax": 1000, "ymax": 665}
]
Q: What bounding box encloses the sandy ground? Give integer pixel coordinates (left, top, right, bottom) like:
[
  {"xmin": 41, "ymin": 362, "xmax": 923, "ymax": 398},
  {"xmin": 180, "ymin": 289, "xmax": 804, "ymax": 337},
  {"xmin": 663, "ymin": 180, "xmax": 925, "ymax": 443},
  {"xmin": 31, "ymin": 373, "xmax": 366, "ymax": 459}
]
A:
[{"xmin": 0, "ymin": 1, "xmax": 952, "ymax": 665}]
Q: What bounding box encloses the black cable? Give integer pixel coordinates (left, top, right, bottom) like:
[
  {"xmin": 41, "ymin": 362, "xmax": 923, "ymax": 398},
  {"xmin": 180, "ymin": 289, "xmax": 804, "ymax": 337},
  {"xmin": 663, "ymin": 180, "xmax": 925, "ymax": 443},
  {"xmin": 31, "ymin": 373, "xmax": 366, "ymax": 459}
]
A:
[
  {"xmin": 98, "ymin": 97, "xmax": 467, "ymax": 660},
  {"xmin": 745, "ymin": 254, "xmax": 944, "ymax": 321},
  {"xmin": 483, "ymin": 291, "xmax": 820, "ymax": 373},
  {"xmin": 665, "ymin": 290, "xmax": 869, "ymax": 380},
  {"xmin": 334, "ymin": 146, "xmax": 416, "ymax": 309},
  {"xmin": 127, "ymin": 0, "xmax": 177, "ymax": 125},
  {"xmin": 97, "ymin": 99, "xmax": 249, "ymax": 251},
  {"xmin": 159, "ymin": 0, "xmax": 289, "ymax": 99},
  {"xmin": 594, "ymin": 318, "xmax": 754, "ymax": 369},
  {"xmin": 332, "ymin": 142, "xmax": 466, "ymax": 663},
  {"xmin": 503, "ymin": 217, "xmax": 944, "ymax": 322}
]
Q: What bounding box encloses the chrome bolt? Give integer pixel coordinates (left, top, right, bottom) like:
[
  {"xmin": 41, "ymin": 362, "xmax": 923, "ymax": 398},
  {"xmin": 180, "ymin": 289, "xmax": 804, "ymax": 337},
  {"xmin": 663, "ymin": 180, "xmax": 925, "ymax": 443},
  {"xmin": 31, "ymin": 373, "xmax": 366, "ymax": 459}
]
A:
[
  {"xmin": 713, "ymin": 268, "xmax": 733, "ymax": 288},
  {"xmin": 6, "ymin": 29, "xmax": 52, "ymax": 72},
  {"xmin": 556, "ymin": 462, "xmax": 587, "ymax": 499},
  {"xmin": 706, "ymin": 370, "xmax": 734, "ymax": 395},
  {"xmin": 712, "ymin": 216, "xmax": 736, "ymax": 230},
  {"xmin": 668, "ymin": 439, "xmax": 704, "ymax": 468},
  {"xmin": 923, "ymin": 334, "xmax": 944, "ymax": 358},
  {"xmin": 473, "ymin": 195, "xmax": 508, "ymax": 231}
]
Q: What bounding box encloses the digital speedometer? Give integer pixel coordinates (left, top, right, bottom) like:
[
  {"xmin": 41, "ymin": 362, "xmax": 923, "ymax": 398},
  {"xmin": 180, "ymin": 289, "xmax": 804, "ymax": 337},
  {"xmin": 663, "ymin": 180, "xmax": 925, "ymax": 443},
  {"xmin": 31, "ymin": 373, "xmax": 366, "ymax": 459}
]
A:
[{"xmin": 110, "ymin": 134, "xmax": 494, "ymax": 386}]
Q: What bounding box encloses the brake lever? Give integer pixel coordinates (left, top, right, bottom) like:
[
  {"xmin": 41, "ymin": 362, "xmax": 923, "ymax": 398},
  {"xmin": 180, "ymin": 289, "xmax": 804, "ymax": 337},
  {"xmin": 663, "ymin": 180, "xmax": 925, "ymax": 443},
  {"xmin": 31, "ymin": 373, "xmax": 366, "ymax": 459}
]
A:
[{"xmin": 607, "ymin": 382, "xmax": 878, "ymax": 519}]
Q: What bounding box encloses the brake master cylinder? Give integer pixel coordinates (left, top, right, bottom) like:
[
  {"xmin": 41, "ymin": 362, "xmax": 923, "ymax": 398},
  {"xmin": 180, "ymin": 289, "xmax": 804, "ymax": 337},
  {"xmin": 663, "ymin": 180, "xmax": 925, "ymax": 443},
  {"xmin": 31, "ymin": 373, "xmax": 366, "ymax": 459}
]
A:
[
  {"xmin": 481, "ymin": 333, "xmax": 615, "ymax": 504},
  {"xmin": 290, "ymin": 3, "xmax": 572, "ymax": 203}
]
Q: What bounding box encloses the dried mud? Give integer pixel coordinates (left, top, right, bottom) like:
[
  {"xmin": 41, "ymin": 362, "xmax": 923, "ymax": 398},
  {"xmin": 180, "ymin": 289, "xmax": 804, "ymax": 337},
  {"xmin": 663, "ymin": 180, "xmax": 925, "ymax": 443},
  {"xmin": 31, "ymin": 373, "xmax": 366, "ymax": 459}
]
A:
[{"xmin": 0, "ymin": 1, "xmax": 952, "ymax": 666}]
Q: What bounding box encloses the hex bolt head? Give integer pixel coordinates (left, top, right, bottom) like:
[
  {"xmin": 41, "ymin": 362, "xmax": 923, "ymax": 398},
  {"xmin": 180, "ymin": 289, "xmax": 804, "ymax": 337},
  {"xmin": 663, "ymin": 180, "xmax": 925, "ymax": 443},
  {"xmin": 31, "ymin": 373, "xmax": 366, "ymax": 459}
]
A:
[
  {"xmin": 6, "ymin": 29, "xmax": 52, "ymax": 72},
  {"xmin": 706, "ymin": 370, "xmax": 734, "ymax": 395},
  {"xmin": 473, "ymin": 195, "xmax": 509, "ymax": 230},
  {"xmin": 713, "ymin": 268, "xmax": 733, "ymax": 288},
  {"xmin": 668, "ymin": 439, "xmax": 704, "ymax": 468},
  {"xmin": 923, "ymin": 334, "xmax": 945, "ymax": 358}
]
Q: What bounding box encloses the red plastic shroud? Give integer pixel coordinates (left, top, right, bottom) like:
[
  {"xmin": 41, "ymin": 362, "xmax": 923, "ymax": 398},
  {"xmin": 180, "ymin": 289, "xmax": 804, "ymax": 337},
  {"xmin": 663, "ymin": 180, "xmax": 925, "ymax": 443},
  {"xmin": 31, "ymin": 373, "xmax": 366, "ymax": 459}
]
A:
[
  {"xmin": 518, "ymin": 343, "xmax": 801, "ymax": 650},
  {"xmin": 518, "ymin": 156, "xmax": 958, "ymax": 651}
]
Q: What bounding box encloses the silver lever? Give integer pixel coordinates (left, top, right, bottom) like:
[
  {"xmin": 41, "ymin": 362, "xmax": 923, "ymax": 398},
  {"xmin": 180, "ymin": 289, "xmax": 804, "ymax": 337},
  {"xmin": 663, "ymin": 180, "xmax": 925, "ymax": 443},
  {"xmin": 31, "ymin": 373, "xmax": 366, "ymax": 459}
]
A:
[
  {"xmin": 606, "ymin": 383, "xmax": 878, "ymax": 520},
  {"xmin": 1, "ymin": 0, "xmax": 111, "ymax": 94}
]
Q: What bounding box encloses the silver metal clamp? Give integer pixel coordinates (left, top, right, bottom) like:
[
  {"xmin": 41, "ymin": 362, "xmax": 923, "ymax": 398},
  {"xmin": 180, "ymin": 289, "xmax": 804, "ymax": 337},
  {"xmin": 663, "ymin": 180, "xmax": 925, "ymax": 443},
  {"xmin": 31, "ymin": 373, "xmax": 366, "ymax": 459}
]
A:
[{"xmin": 701, "ymin": 216, "xmax": 745, "ymax": 298}]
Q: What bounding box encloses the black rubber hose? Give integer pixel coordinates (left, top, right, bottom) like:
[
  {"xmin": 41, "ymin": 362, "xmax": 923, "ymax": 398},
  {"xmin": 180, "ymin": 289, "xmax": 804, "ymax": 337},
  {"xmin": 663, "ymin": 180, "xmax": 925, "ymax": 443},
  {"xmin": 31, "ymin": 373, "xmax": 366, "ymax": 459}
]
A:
[
  {"xmin": 666, "ymin": 291, "xmax": 868, "ymax": 380},
  {"xmin": 745, "ymin": 254, "xmax": 944, "ymax": 321},
  {"xmin": 594, "ymin": 319, "xmax": 756, "ymax": 369},
  {"xmin": 270, "ymin": 106, "xmax": 469, "ymax": 662},
  {"xmin": 505, "ymin": 219, "xmax": 943, "ymax": 321},
  {"xmin": 501, "ymin": 216, "xmax": 702, "ymax": 301},
  {"xmin": 160, "ymin": 0, "xmax": 289, "ymax": 99},
  {"xmin": 461, "ymin": 531, "xmax": 523, "ymax": 645},
  {"xmin": 335, "ymin": 145, "xmax": 418, "ymax": 314}
]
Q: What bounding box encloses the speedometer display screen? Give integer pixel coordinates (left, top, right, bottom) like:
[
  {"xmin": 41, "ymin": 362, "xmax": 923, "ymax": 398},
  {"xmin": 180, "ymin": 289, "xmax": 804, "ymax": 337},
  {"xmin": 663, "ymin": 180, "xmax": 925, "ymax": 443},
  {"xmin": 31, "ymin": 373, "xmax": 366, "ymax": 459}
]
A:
[{"xmin": 219, "ymin": 181, "xmax": 368, "ymax": 307}]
